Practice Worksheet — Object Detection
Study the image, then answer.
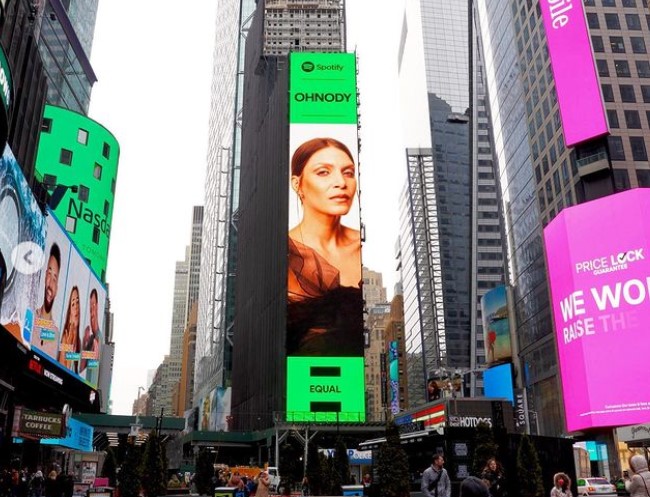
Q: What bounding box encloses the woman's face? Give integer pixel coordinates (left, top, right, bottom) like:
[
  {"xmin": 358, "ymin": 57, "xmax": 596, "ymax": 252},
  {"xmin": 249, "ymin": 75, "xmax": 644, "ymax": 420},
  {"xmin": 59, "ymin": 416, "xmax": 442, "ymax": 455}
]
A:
[
  {"xmin": 489, "ymin": 460, "xmax": 497, "ymax": 471},
  {"xmin": 70, "ymin": 289, "xmax": 80, "ymax": 329},
  {"xmin": 294, "ymin": 146, "xmax": 356, "ymax": 217}
]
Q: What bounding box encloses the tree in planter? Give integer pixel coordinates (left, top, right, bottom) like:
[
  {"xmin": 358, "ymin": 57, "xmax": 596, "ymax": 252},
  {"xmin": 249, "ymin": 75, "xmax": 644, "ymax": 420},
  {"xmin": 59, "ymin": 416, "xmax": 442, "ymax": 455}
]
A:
[
  {"xmin": 517, "ymin": 435, "xmax": 544, "ymax": 497},
  {"xmin": 194, "ymin": 449, "xmax": 215, "ymax": 496},
  {"xmin": 472, "ymin": 421, "xmax": 498, "ymax": 476},
  {"xmin": 102, "ymin": 448, "xmax": 118, "ymax": 488},
  {"xmin": 141, "ymin": 430, "xmax": 167, "ymax": 497},
  {"xmin": 377, "ymin": 422, "xmax": 410, "ymax": 497},
  {"xmin": 320, "ymin": 453, "xmax": 336, "ymax": 496},
  {"xmin": 333, "ymin": 437, "xmax": 351, "ymax": 490},
  {"xmin": 118, "ymin": 445, "xmax": 143, "ymax": 497},
  {"xmin": 306, "ymin": 441, "xmax": 323, "ymax": 496}
]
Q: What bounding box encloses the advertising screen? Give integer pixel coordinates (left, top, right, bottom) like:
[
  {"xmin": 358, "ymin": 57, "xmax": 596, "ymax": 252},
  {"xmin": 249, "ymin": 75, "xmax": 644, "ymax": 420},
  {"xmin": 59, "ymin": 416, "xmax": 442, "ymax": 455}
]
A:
[
  {"xmin": 0, "ymin": 145, "xmax": 104, "ymax": 389},
  {"xmin": 483, "ymin": 363, "xmax": 514, "ymax": 403},
  {"xmin": 480, "ymin": 285, "xmax": 512, "ymax": 364},
  {"xmin": 544, "ymin": 188, "xmax": 650, "ymax": 431},
  {"xmin": 198, "ymin": 386, "xmax": 231, "ymax": 431},
  {"xmin": 389, "ymin": 341, "xmax": 399, "ymax": 415},
  {"xmin": 540, "ymin": 0, "xmax": 608, "ymax": 146},
  {"xmin": 286, "ymin": 52, "xmax": 365, "ymax": 422}
]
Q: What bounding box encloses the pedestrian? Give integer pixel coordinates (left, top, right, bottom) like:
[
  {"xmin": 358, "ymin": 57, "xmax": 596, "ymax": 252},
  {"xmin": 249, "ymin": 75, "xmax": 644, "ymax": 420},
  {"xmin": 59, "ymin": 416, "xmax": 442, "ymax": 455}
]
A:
[
  {"xmin": 480, "ymin": 458, "xmax": 506, "ymax": 497},
  {"xmin": 460, "ymin": 477, "xmax": 489, "ymax": 497},
  {"xmin": 550, "ymin": 473, "xmax": 572, "ymax": 497},
  {"xmin": 29, "ymin": 472, "xmax": 44, "ymax": 497},
  {"xmin": 234, "ymin": 479, "xmax": 250, "ymax": 497},
  {"xmin": 43, "ymin": 472, "xmax": 58, "ymax": 497},
  {"xmin": 362, "ymin": 474, "xmax": 371, "ymax": 496},
  {"xmin": 421, "ymin": 455, "xmax": 451, "ymax": 497},
  {"xmin": 626, "ymin": 455, "xmax": 650, "ymax": 497},
  {"xmin": 255, "ymin": 472, "xmax": 270, "ymax": 497},
  {"xmin": 301, "ymin": 477, "xmax": 309, "ymax": 497}
]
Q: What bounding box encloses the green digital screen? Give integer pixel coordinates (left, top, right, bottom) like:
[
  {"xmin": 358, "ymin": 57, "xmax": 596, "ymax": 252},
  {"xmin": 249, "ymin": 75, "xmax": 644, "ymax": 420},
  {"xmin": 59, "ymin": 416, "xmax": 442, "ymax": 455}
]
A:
[
  {"xmin": 286, "ymin": 357, "xmax": 365, "ymax": 423},
  {"xmin": 289, "ymin": 52, "xmax": 357, "ymax": 124}
]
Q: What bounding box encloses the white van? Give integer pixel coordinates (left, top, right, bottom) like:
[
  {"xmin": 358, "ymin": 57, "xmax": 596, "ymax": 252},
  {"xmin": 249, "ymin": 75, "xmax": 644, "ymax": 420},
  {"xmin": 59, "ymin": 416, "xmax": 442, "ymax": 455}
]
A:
[{"xmin": 266, "ymin": 467, "xmax": 280, "ymax": 492}]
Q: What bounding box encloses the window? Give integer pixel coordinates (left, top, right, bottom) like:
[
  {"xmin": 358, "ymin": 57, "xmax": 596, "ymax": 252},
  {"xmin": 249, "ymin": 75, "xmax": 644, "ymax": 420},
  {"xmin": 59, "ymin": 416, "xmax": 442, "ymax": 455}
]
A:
[
  {"xmin": 597, "ymin": 59, "xmax": 610, "ymax": 77},
  {"xmin": 65, "ymin": 216, "xmax": 76, "ymax": 233},
  {"xmin": 42, "ymin": 118, "xmax": 52, "ymax": 133},
  {"xmin": 102, "ymin": 142, "xmax": 111, "ymax": 159},
  {"xmin": 43, "ymin": 174, "xmax": 57, "ymax": 188},
  {"xmin": 60, "ymin": 149, "xmax": 73, "ymax": 165},
  {"xmin": 626, "ymin": 13, "xmax": 642, "ymax": 30},
  {"xmin": 637, "ymin": 169, "xmax": 650, "ymax": 186},
  {"xmin": 620, "ymin": 84, "xmax": 636, "ymax": 102},
  {"xmin": 637, "ymin": 60, "xmax": 650, "ymax": 78},
  {"xmin": 607, "ymin": 109, "xmax": 620, "ymax": 128},
  {"xmin": 623, "ymin": 0, "xmax": 637, "ymax": 6},
  {"xmin": 592, "ymin": 36, "xmax": 605, "ymax": 52},
  {"xmin": 646, "ymin": 111, "xmax": 650, "ymax": 127},
  {"xmin": 111, "ymin": 179, "xmax": 116, "ymax": 194},
  {"xmin": 587, "ymin": 13, "xmax": 600, "ymax": 29},
  {"xmin": 642, "ymin": 85, "xmax": 650, "ymax": 102},
  {"xmin": 77, "ymin": 129, "xmax": 88, "ymax": 145},
  {"xmin": 602, "ymin": 0, "xmax": 616, "ymax": 5},
  {"xmin": 93, "ymin": 163, "xmax": 102, "ymax": 180},
  {"xmin": 625, "ymin": 110, "xmax": 642, "ymax": 128},
  {"xmin": 630, "ymin": 137, "xmax": 648, "ymax": 160},
  {"xmin": 602, "ymin": 84, "xmax": 615, "ymax": 102},
  {"xmin": 104, "ymin": 200, "xmax": 110, "ymax": 216},
  {"xmin": 78, "ymin": 185, "xmax": 89, "ymax": 202},
  {"xmin": 610, "ymin": 36, "xmax": 625, "ymax": 52},
  {"xmin": 92, "ymin": 226, "xmax": 100, "ymax": 244},
  {"xmin": 605, "ymin": 13, "xmax": 621, "ymax": 29},
  {"xmin": 615, "ymin": 60, "xmax": 631, "ymax": 77},
  {"xmin": 631, "ymin": 37, "xmax": 647, "ymax": 53},
  {"xmin": 613, "ymin": 169, "xmax": 631, "ymax": 190},
  {"xmin": 608, "ymin": 136, "xmax": 626, "ymax": 160}
]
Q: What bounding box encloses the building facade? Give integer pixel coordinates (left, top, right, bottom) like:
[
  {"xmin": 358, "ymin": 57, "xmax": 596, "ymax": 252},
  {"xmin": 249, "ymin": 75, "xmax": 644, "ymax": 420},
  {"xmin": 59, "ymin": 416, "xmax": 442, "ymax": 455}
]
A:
[{"xmin": 395, "ymin": 0, "xmax": 506, "ymax": 408}]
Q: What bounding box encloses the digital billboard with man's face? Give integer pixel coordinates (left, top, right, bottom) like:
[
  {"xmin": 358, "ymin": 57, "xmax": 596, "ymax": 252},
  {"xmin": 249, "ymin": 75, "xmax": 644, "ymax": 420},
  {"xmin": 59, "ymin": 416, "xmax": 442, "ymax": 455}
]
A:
[
  {"xmin": 0, "ymin": 145, "xmax": 105, "ymax": 389},
  {"xmin": 286, "ymin": 52, "xmax": 365, "ymax": 422},
  {"xmin": 544, "ymin": 188, "xmax": 650, "ymax": 431}
]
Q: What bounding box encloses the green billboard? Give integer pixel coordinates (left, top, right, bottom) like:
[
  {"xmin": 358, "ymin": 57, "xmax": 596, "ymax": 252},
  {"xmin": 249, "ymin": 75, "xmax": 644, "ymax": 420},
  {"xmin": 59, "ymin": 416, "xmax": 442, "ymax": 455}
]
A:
[
  {"xmin": 35, "ymin": 105, "xmax": 120, "ymax": 282},
  {"xmin": 286, "ymin": 357, "xmax": 365, "ymax": 422},
  {"xmin": 289, "ymin": 52, "xmax": 357, "ymax": 124},
  {"xmin": 286, "ymin": 52, "xmax": 365, "ymax": 423}
]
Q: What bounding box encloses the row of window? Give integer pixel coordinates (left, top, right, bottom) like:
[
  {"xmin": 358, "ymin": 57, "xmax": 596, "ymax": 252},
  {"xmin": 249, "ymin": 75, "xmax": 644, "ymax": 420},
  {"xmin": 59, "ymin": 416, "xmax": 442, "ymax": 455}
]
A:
[
  {"xmin": 601, "ymin": 82, "xmax": 650, "ymax": 102},
  {"xmin": 43, "ymin": 118, "xmax": 113, "ymax": 159},
  {"xmin": 608, "ymin": 135, "xmax": 649, "ymax": 160},
  {"xmin": 44, "ymin": 171, "xmax": 116, "ymax": 204},
  {"xmin": 597, "ymin": 58, "xmax": 650, "ymax": 78},
  {"xmin": 65, "ymin": 216, "xmax": 104, "ymax": 245},
  {"xmin": 585, "ymin": 0, "xmax": 648, "ymax": 7},
  {"xmin": 586, "ymin": 11, "xmax": 649, "ymax": 31},
  {"xmin": 592, "ymin": 35, "xmax": 647, "ymax": 54}
]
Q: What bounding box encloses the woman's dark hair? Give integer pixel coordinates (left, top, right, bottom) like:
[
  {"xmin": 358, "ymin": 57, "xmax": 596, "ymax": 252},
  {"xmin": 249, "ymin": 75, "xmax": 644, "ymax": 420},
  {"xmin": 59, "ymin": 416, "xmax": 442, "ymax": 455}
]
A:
[
  {"xmin": 291, "ymin": 137, "xmax": 355, "ymax": 177},
  {"xmin": 554, "ymin": 473, "xmax": 570, "ymax": 491}
]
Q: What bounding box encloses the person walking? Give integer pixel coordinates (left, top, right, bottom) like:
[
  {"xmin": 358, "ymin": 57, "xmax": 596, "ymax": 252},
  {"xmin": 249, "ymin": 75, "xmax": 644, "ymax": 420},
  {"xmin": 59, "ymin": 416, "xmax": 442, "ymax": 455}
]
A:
[
  {"xmin": 626, "ymin": 455, "xmax": 650, "ymax": 497},
  {"xmin": 550, "ymin": 473, "xmax": 572, "ymax": 497},
  {"xmin": 421, "ymin": 455, "xmax": 451, "ymax": 497},
  {"xmin": 460, "ymin": 477, "xmax": 490, "ymax": 497},
  {"xmin": 481, "ymin": 458, "xmax": 506, "ymax": 497},
  {"xmin": 43, "ymin": 472, "xmax": 58, "ymax": 497}
]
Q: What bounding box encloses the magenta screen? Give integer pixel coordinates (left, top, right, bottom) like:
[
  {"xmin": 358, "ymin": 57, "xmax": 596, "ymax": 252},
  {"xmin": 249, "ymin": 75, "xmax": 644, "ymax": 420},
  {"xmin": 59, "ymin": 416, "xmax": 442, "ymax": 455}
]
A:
[
  {"xmin": 544, "ymin": 189, "xmax": 650, "ymax": 432},
  {"xmin": 540, "ymin": 0, "xmax": 609, "ymax": 146}
]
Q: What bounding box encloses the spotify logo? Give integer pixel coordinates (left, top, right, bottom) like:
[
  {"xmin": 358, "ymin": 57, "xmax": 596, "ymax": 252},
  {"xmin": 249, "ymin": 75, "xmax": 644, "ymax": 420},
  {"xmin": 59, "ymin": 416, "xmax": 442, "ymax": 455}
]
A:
[{"xmin": 301, "ymin": 61, "xmax": 315, "ymax": 73}]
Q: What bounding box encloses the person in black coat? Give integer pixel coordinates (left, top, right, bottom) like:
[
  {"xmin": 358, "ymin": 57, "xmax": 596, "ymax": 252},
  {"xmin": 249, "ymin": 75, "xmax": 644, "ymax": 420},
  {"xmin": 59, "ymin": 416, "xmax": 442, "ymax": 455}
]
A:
[{"xmin": 480, "ymin": 459, "xmax": 506, "ymax": 497}]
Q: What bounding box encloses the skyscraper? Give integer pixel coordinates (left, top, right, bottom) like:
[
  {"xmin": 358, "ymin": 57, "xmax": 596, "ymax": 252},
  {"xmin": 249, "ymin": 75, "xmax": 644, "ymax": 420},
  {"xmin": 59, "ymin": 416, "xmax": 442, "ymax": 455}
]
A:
[
  {"xmin": 476, "ymin": 0, "xmax": 649, "ymax": 436},
  {"xmin": 396, "ymin": 0, "xmax": 505, "ymax": 408},
  {"xmin": 195, "ymin": 0, "xmax": 257, "ymax": 407}
]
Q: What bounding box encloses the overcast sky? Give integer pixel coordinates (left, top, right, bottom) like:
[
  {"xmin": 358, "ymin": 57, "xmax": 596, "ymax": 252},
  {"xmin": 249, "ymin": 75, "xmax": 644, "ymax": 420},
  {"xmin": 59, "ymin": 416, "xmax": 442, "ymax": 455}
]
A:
[{"xmin": 89, "ymin": 0, "xmax": 405, "ymax": 416}]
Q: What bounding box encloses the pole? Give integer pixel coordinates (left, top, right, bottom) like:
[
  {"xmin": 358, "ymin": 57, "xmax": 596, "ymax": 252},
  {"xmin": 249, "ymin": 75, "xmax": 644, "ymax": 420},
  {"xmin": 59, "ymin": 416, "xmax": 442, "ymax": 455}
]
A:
[
  {"xmin": 303, "ymin": 426, "xmax": 309, "ymax": 476},
  {"xmin": 275, "ymin": 423, "xmax": 280, "ymax": 466}
]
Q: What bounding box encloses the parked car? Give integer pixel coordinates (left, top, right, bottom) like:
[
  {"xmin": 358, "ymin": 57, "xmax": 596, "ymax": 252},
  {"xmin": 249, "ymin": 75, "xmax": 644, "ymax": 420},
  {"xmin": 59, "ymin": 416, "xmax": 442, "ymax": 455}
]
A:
[{"xmin": 577, "ymin": 478, "xmax": 618, "ymax": 497}]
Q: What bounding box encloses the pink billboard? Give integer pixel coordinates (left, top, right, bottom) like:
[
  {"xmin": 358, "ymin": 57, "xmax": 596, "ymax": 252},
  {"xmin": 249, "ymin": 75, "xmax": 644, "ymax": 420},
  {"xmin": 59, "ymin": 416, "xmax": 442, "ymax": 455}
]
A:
[
  {"xmin": 544, "ymin": 189, "xmax": 650, "ymax": 432},
  {"xmin": 540, "ymin": 0, "xmax": 609, "ymax": 147}
]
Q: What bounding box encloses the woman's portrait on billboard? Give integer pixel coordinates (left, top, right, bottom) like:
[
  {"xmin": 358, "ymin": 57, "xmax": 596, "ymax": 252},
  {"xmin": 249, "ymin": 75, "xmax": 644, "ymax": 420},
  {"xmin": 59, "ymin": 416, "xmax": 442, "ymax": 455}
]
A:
[
  {"xmin": 287, "ymin": 136, "xmax": 364, "ymax": 356},
  {"xmin": 59, "ymin": 285, "xmax": 81, "ymax": 373}
]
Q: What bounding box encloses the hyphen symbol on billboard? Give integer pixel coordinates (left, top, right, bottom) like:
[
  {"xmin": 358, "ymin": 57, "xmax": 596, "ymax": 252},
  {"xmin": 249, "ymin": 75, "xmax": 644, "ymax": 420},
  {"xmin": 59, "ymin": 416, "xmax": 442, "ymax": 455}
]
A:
[{"xmin": 301, "ymin": 61, "xmax": 315, "ymax": 73}]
